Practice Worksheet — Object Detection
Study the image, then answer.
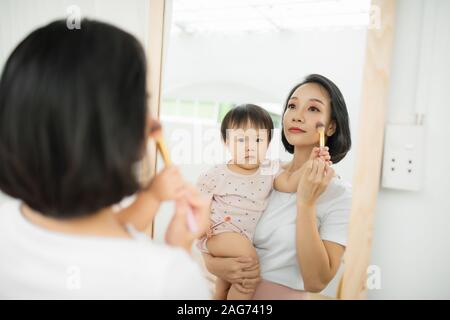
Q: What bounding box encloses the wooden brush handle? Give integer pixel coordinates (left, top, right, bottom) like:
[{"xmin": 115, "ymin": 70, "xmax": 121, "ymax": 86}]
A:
[
  {"xmin": 319, "ymin": 131, "xmax": 325, "ymax": 148},
  {"xmin": 156, "ymin": 138, "xmax": 172, "ymax": 166}
]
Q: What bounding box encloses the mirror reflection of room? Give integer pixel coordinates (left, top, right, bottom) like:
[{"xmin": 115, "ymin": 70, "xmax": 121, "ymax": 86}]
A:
[
  {"xmin": 155, "ymin": 0, "xmax": 370, "ymax": 299},
  {"xmin": 155, "ymin": 0, "xmax": 450, "ymax": 300}
]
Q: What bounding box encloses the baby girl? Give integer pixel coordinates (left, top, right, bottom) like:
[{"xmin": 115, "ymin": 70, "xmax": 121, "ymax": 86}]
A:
[{"xmin": 196, "ymin": 104, "xmax": 286, "ymax": 300}]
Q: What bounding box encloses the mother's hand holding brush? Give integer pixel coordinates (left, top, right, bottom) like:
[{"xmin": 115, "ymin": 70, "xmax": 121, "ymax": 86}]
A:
[
  {"xmin": 150, "ymin": 120, "xmax": 211, "ymax": 252},
  {"xmin": 164, "ymin": 185, "xmax": 211, "ymax": 253},
  {"xmin": 117, "ymin": 120, "xmax": 210, "ymax": 253}
]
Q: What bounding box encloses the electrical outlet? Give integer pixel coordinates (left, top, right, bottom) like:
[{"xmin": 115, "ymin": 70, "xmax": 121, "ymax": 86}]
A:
[{"xmin": 381, "ymin": 125, "xmax": 425, "ymax": 191}]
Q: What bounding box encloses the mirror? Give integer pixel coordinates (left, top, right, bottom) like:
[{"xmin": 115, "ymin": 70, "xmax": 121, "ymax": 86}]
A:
[{"xmin": 154, "ymin": 0, "xmax": 374, "ymax": 299}]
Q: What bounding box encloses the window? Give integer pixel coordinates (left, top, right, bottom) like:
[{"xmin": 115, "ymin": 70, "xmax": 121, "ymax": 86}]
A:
[{"xmin": 161, "ymin": 98, "xmax": 281, "ymax": 127}]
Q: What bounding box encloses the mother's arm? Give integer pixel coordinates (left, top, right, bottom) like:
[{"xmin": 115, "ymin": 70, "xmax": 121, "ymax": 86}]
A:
[
  {"xmin": 296, "ymin": 202, "xmax": 345, "ymax": 292},
  {"xmin": 295, "ymin": 159, "xmax": 344, "ymax": 292},
  {"xmin": 202, "ymin": 253, "xmax": 261, "ymax": 294},
  {"xmin": 115, "ymin": 191, "xmax": 159, "ymax": 232}
]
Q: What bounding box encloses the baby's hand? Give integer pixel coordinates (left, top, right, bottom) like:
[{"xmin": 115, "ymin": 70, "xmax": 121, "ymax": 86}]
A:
[{"xmin": 148, "ymin": 165, "xmax": 186, "ymax": 202}]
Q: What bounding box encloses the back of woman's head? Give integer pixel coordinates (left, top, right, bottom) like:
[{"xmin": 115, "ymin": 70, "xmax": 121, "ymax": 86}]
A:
[{"xmin": 0, "ymin": 19, "xmax": 148, "ymax": 218}]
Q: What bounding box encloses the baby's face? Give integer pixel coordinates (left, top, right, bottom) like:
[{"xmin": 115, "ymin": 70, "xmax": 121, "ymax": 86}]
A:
[{"xmin": 226, "ymin": 126, "xmax": 270, "ymax": 170}]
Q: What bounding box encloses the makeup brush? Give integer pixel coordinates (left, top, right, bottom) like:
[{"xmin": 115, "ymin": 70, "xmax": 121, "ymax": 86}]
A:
[
  {"xmin": 150, "ymin": 122, "xmax": 172, "ymax": 166},
  {"xmin": 150, "ymin": 121, "xmax": 198, "ymax": 233},
  {"xmin": 316, "ymin": 122, "xmax": 325, "ymax": 148},
  {"xmin": 316, "ymin": 121, "xmax": 337, "ymax": 177}
]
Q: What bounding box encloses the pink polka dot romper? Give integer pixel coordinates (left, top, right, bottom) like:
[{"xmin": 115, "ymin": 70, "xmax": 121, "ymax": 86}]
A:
[{"xmin": 196, "ymin": 160, "xmax": 280, "ymax": 253}]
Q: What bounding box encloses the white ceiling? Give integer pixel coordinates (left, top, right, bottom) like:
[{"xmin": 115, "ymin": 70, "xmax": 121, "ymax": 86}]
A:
[{"xmin": 172, "ymin": 0, "xmax": 373, "ymax": 35}]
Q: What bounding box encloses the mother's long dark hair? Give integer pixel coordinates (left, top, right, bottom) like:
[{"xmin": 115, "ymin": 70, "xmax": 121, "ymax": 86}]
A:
[{"xmin": 0, "ymin": 19, "xmax": 148, "ymax": 218}]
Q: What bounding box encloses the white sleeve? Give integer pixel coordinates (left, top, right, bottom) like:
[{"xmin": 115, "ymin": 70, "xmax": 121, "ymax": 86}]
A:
[
  {"xmin": 161, "ymin": 249, "xmax": 211, "ymax": 300},
  {"xmin": 319, "ymin": 188, "xmax": 352, "ymax": 247}
]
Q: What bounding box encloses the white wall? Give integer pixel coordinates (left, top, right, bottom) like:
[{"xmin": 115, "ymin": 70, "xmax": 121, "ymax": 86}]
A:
[
  {"xmin": 369, "ymin": 0, "xmax": 450, "ymax": 299},
  {"xmin": 0, "ymin": 0, "xmax": 151, "ymax": 72}
]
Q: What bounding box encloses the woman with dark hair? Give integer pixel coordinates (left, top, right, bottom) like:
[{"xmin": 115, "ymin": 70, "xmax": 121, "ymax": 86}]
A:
[
  {"xmin": 0, "ymin": 20, "xmax": 210, "ymax": 299},
  {"xmin": 203, "ymin": 74, "xmax": 352, "ymax": 299}
]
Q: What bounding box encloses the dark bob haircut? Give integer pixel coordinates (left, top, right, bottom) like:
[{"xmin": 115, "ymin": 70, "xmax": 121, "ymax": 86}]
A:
[
  {"xmin": 0, "ymin": 19, "xmax": 148, "ymax": 218},
  {"xmin": 220, "ymin": 104, "xmax": 274, "ymax": 143},
  {"xmin": 281, "ymin": 74, "xmax": 351, "ymax": 164}
]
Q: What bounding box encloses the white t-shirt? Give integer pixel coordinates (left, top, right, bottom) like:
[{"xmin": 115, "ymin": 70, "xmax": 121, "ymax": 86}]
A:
[
  {"xmin": 0, "ymin": 200, "xmax": 210, "ymax": 300},
  {"xmin": 253, "ymin": 176, "xmax": 352, "ymax": 290}
]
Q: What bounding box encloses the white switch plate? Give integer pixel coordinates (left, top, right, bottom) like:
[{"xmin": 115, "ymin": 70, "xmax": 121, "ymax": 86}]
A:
[{"xmin": 381, "ymin": 124, "xmax": 425, "ymax": 191}]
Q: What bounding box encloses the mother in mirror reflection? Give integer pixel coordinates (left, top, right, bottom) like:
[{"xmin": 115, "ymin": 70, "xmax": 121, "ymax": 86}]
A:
[{"xmin": 201, "ymin": 74, "xmax": 352, "ymax": 299}]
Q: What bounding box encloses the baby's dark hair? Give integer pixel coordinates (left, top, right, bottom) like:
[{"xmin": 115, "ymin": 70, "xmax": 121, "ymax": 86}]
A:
[{"xmin": 220, "ymin": 104, "xmax": 274, "ymax": 143}]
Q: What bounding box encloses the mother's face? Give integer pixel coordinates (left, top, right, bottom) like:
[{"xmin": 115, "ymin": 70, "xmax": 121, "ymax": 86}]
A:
[{"xmin": 283, "ymin": 83, "xmax": 336, "ymax": 148}]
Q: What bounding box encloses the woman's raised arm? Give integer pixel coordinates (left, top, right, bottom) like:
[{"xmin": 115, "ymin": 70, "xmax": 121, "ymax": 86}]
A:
[{"xmin": 295, "ymin": 158, "xmax": 344, "ymax": 292}]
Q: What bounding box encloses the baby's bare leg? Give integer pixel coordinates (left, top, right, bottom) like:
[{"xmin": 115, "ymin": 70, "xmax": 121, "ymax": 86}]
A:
[{"xmin": 207, "ymin": 232, "xmax": 258, "ymax": 300}]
